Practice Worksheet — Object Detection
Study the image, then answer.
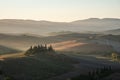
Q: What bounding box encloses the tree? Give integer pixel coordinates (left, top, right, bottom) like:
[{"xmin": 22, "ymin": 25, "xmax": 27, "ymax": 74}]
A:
[
  {"xmin": 48, "ymin": 45, "xmax": 54, "ymax": 52},
  {"xmin": 25, "ymin": 46, "xmax": 33, "ymax": 55}
]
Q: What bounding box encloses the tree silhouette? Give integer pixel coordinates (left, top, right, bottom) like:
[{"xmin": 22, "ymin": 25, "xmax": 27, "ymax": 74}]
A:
[
  {"xmin": 48, "ymin": 45, "xmax": 54, "ymax": 52},
  {"xmin": 71, "ymin": 66, "xmax": 113, "ymax": 80},
  {"xmin": 25, "ymin": 44, "xmax": 55, "ymax": 55}
]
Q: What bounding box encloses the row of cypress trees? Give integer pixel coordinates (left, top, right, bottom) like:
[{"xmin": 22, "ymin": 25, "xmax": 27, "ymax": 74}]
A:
[
  {"xmin": 71, "ymin": 66, "xmax": 113, "ymax": 80},
  {"xmin": 88, "ymin": 66, "xmax": 112, "ymax": 80},
  {"xmin": 25, "ymin": 44, "xmax": 55, "ymax": 55}
]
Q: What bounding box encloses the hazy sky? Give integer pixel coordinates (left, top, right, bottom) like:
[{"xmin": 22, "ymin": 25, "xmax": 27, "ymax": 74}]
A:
[{"xmin": 0, "ymin": 0, "xmax": 120, "ymax": 22}]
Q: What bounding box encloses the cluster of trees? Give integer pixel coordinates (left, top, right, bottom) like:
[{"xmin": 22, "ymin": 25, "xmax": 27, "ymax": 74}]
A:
[
  {"xmin": 71, "ymin": 66, "xmax": 112, "ymax": 80},
  {"xmin": 25, "ymin": 44, "xmax": 55, "ymax": 55}
]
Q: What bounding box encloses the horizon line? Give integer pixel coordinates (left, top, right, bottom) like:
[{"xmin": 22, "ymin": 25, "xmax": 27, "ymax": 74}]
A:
[{"xmin": 0, "ymin": 17, "xmax": 120, "ymax": 22}]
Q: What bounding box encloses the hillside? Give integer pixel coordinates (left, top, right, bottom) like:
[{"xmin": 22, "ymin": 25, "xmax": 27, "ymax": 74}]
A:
[
  {"xmin": 51, "ymin": 40, "xmax": 114, "ymax": 54},
  {"xmin": 0, "ymin": 33, "xmax": 89, "ymax": 51},
  {"xmin": 0, "ymin": 18, "xmax": 120, "ymax": 35},
  {"xmin": 104, "ymin": 29, "xmax": 120, "ymax": 35},
  {"xmin": 98, "ymin": 35, "xmax": 120, "ymax": 42},
  {"xmin": 0, "ymin": 45, "xmax": 76, "ymax": 80},
  {"xmin": 0, "ymin": 45, "xmax": 20, "ymax": 55},
  {"xmin": 48, "ymin": 31, "xmax": 75, "ymax": 36},
  {"xmin": 0, "ymin": 33, "xmax": 96, "ymax": 50},
  {"xmin": 0, "ymin": 33, "xmax": 116, "ymax": 54}
]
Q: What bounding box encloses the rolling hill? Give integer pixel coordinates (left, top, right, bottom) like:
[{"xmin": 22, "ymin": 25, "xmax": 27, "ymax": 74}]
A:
[
  {"xmin": 0, "ymin": 45, "xmax": 20, "ymax": 55},
  {"xmin": 104, "ymin": 29, "xmax": 120, "ymax": 35},
  {"xmin": 0, "ymin": 18, "xmax": 120, "ymax": 35},
  {"xmin": 51, "ymin": 40, "xmax": 114, "ymax": 54},
  {"xmin": 0, "ymin": 49, "xmax": 76, "ymax": 80},
  {"xmin": 0, "ymin": 33, "xmax": 116, "ymax": 54},
  {"xmin": 0, "ymin": 33, "xmax": 96, "ymax": 50}
]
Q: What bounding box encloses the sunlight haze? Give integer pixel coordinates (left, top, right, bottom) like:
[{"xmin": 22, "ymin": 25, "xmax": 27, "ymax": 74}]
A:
[{"xmin": 0, "ymin": 0, "xmax": 120, "ymax": 22}]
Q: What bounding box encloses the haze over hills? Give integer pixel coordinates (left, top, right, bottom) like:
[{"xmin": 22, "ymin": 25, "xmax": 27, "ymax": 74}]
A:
[
  {"xmin": 0, "ymin": 18, "xmax": 120, "ymax": 35},
  {"xmin": 0, "ymin": 0, "xmax": 120, "ymax": 79},
  {"xmin": 0, "ymin": 33, "xmax": 117, "ymax": 54},
  {"xmin": 0, "ymin": 19, "xmax": 120, "ymax": 80},
  {"xmin": 104, "ymin": 28, "xmax": 120, "ymax": 35}
]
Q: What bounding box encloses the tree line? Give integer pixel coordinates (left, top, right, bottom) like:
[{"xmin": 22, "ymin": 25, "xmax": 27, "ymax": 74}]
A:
[{"xmin": 71, "ymin": 66, "xmax": 113, "ymax": 80}]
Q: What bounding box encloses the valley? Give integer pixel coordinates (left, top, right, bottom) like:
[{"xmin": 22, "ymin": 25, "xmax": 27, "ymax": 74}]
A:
[{"xmin": 0, "ymin": 18, "xmax": 120, "ymax": 80}]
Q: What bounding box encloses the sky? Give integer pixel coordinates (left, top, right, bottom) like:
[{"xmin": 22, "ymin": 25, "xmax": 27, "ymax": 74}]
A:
[{"xmin": 0, "ymin": 0, "xmax": 120, "ymax": 22}]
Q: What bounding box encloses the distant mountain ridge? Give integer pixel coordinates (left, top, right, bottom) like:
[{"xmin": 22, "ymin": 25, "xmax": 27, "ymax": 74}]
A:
[
  {"xmin": 72, "ymin": 18, "xmax": 120, "ymax": 22},
  {"xmin": 0, "ymin": 18, "xmax": 120, "ymax": 35}
]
